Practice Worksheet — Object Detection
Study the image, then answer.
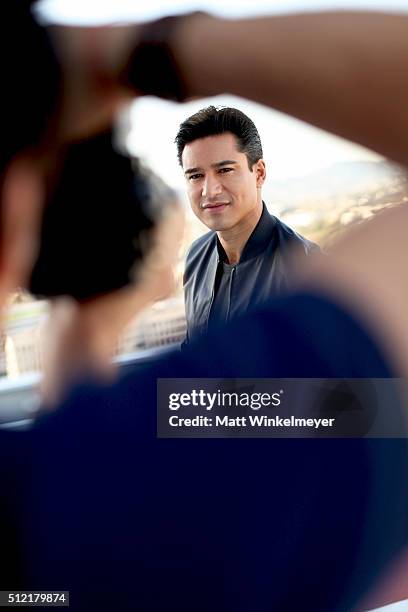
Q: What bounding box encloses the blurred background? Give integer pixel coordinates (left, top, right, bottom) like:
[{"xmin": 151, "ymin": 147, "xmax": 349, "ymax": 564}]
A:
[{"xmin": 2, "ymin": 0, "xmax": 408, "ymax": 384}]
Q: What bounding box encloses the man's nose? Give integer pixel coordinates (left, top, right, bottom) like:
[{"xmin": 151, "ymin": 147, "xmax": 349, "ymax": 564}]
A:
[{"xmin": 201, "ymin": 174, "xmax": 222, "ymax": 198}]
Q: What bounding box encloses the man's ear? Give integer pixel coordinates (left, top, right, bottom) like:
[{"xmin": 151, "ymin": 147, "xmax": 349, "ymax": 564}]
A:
[
  {"xmin": 0, "ymin": 155, "xmax": 44, "ymax": 306},
  {"xmin": 255, "ymin": 159, "xmax": 266, "ymax": 187}
]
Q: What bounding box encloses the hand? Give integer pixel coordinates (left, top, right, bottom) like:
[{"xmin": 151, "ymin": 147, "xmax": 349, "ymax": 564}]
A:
[{"xmin": 45, "ymin": 24, "xmax": 142, "ymax": 144}]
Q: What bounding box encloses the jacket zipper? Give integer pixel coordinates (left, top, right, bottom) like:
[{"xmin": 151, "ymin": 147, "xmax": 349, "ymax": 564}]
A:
[
  {"xmin": 205, "ymin": 258, "xmax": 220, "ymax": 333},
  {"xmin": 226, "ymin": 266, "xmax": 235, "ymax": 322}
]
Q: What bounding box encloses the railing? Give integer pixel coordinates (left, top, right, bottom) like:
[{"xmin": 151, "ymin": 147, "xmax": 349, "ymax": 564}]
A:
[{"xmin": 0, "ymin": 344, "xmax": 179, "ymax": 429}]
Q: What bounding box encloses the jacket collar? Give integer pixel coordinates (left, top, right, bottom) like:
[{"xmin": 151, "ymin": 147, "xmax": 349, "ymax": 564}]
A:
[{"xmin": 216, "ymin": 202, "xmax": 276, "ymax": 264}]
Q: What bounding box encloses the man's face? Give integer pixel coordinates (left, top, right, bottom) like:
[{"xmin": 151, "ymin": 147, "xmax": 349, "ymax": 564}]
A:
[{"xmin": 181, "ymin": 133, "xmax": 266, "ymax": 232}]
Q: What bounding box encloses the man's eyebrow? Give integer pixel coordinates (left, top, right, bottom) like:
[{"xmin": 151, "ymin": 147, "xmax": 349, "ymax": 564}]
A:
[
  {"xmin": 184, "ymin": 160, "xmax": 238, "ymax": 175},
  {"xmin": 184, "ymin": 159, "xmax": 238, "ymax": 175},
  {"xmin": 212, "ymin": 160, "xmax": 238, "ymax": 168},
  {"xmin": 184, "ymin": 166, "xmax": 202, "ymax": 175}
]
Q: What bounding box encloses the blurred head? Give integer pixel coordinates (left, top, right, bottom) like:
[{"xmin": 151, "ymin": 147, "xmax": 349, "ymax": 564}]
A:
[{"xmin": 176, "ymin": 106, "xmax": 266, "ymax": 232}]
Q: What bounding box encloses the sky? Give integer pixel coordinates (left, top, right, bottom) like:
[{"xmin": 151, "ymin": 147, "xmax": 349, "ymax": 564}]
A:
[
  {"xmin": 37, "ymin": 0, "xmax": 408, "ymax": 24},
  {"xmin": 37, "ymin": 0, "xmax": 408, "ymax": 189}
]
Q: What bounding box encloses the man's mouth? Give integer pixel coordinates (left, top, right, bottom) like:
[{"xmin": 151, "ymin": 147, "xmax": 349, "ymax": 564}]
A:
[{"xmin": 202, "ymin": 202, "xmax": 230, "ymax": 211}]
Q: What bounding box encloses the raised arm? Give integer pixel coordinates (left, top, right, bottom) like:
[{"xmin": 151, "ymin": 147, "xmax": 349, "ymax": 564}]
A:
[
  {"xmin": 173, "ymin": 11, "xmax": 408, "ymax": 166},
  {"xmin": 50, "ymin": 11, "xmax": 408, "ymax": 163}
]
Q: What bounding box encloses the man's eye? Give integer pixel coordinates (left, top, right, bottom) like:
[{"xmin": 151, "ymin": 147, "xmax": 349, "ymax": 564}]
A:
[
  {"xmin": 219, "ymin": 168, "xmax": 233, "ymax": 174},
  {"xmin": 188, "ymin": 174, "xmax": 202, "ymax": 181}
]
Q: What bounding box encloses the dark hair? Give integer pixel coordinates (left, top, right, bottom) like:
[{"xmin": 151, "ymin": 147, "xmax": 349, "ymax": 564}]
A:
[{"xmin": 175, "ymin": 106, "xmax": 263, "ymax": 170}]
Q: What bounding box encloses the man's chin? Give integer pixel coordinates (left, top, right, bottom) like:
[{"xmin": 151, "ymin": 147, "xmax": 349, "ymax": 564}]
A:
[
  {"xmin": 203, "ymin": 220, "xmax": 233, "ymax": 232},
  {"xmin": 199, "ymin": 210, "xmax": 235, "ymax": 232}
]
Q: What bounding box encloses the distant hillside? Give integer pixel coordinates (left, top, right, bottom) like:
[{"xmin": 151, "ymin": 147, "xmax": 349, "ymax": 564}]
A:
[{"xmin": 265, "ymin": 160, "xmax": 407, "ymax": 211}]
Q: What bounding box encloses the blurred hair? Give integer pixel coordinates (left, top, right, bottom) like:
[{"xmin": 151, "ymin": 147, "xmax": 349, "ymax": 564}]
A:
[{"xmin": 175, "ymin": 106, "xmax": 263, "ymax": 170}]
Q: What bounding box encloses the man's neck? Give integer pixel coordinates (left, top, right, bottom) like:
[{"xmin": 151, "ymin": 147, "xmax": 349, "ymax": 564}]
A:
[{"xmin": 218, "ymin": 203, "xmax": 263, "ymax": 265}]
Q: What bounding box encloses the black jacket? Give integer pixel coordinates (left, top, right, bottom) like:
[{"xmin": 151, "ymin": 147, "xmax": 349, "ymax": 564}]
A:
[{"xmin": 183, "ymin": 203, "xmax": 319, "ymax": 343}]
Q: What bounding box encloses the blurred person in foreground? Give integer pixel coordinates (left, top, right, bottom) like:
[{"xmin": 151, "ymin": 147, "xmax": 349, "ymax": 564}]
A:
[
  {"xmin": 176, "ymin": 105, "xmax": 317, "ymax": 344},
  {"xmin": 0, "ymin": 4, "xmax": 408, "ymax": 612}
]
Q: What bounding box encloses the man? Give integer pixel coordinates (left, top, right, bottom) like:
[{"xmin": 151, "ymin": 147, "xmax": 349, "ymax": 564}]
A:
[{"xmin": 176, "ymin": 106, "xmax": 318, "ymax": 342}]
